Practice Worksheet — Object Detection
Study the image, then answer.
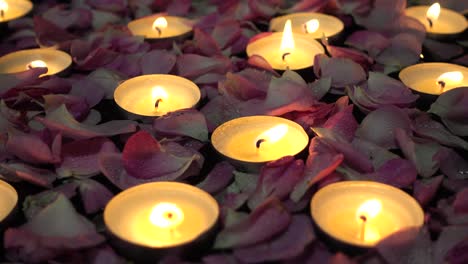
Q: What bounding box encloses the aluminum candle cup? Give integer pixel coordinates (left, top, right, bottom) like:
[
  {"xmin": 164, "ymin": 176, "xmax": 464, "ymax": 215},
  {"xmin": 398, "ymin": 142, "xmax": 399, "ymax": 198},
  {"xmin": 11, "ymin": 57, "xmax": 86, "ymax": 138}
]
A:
[
  {"xmin": 211, "ymin": 115, "xmax": 309, "ymax": 171},
  {"xmin": 128, "ymin": 15, "xmax": 193, "ymax": 41},
  {"xmin": 0, "ymin": 0, "xmax": 33, "ymax": 24},
  {"xmin": 0, "ymin": 48, "xmax": 72, "ymax": 76},
  {"xmin": 114, "ymin": 74, "xmax": 201, "ymax": 120},
  {"xmin": 246, "ymin": 19, "xmax": 324, "ymax": 71},
  {"xmin": 269, "ymin": 12, "xmax": 344, "ymax": 40},
  {"xmin": 104, "ymin": 182, "xmax": 219, "ymax": 262},
  {"xmin": 399, "ymin": 63, "xmax": 468, "ymax": 109},
  {"xmin": 406, "ymin": 3, "xmax": 467, "ymax": 38},
  {"xmin": 311, "ymin": 181, "xmax": 424, "ymax": 249},
  {"xmin": 0, "ymin": 179, "xmax": 18, "ymax": 254}
]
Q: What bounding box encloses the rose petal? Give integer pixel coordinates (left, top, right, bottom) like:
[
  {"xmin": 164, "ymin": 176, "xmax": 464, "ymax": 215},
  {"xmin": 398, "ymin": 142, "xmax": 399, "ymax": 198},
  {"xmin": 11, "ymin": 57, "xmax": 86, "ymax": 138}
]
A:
[
  {"xmin": 6, "ymin": 128, "xmax": 57, "ymax": 164},
  {"xmin": 322, "ymin": 105, "xmax": 358, "ymax": 142},
  {"xmin": 77, "ymin": 178, "xmax": 114, "ymax": 214},
  {"xmin": 345, "ymin": 30, "xmax": 390, "ymax": 57},
  {"xmin": 197, "ymin": 161, "xmax": 235, "ymax": 194},
  {"xmin": 369, "ymin": 158, "xmax": 417, "ymax": 188},
  {"xmin": 377, "ymin": 228, "xmax": 432, "ymax": 264},
  {"xmin": 56, "ymin": 137, "xmax": 118, "ymax": 178},
  {"xmin": 153, "ymin": 109, "xmax": 209, "ymax": 142},
  {"xmin": 314, "ymin": 55, "xmax": 367, "ymax": 89},
  {"xmin": 433, "ymin": 226, "xmax": 468, "ymax": 264},
  {"xmin": 140, "ymin": 49, "xmax": 176, "ymax": 74},
  {"xmin": 429, "ymin": 87, "xmax": 468, "ymax": 137},
  {"xmin": 35, "ymin": 105, "xmax": 137, "ymax": 140},
  {"xmin": 413, "ymin": 175, "xmax": 444, "ymax": 207},
  {"xmin": 233, "ymin": 215, "xmax": 315, "ymax": 263},
  {"xmin": 0, "ymin": 162, "xmax": 56, "ymax": 187},
  {"xmin": 214, "ymin": 197, "xmax": 291, "ymax": 249},
  {"xmin": 248, "ymin": 156, "xmax": 305, "ymax": 209}
]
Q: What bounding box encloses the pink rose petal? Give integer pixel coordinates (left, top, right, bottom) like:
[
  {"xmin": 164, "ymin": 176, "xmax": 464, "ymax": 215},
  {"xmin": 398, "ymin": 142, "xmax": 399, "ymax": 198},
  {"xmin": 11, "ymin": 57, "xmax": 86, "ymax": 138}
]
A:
[
  {"xmin": 0, "ymin": 162, "xmax": 56, "ymax": 187},
  {"xmin": 197, "ymin": 161, "xmax": 235, "ymax": 194},
  {"xmin": 214, "ymin": 197, "xmax": 291, "ymax": 249},
  {"xmin": 77, "ymin": 178, "xmax": 114, "ymax": 214},
  {"xmin": 140, "ymin": 49, "xmax": 176, "ymax": 74},
  {"xmin": 322, "ymin": 104, "xmax": 358, "ymax": 142},
  {"xmin": 314, "ymin": 54, "xmax": 367, "ymax": 89},
  {"xmin": 6, "ymin": 128, "xmax": 58, "ymax": 164},
  {"xmin": 153, "ymin": 109, "xmax": 209, "ymax": 142}
]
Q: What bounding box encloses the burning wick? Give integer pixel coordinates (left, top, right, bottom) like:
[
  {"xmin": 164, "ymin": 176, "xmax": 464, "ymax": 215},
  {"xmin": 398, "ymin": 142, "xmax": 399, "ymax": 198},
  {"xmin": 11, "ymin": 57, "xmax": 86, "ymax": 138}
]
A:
[
  {"xmin": 149, "ymin": 202, "xmax": 184, "ymax": 230},
  {"xmin": 282, "ymin": 52, "xmax": 291, "ymax": 62},
  {"xmin": 426, "ymin": 3, "xmax": 440, "ymax": 28},
  {"xmin": 303, "ymin": 19, "xmax": 319, "ymax": 34},
  {"xmin": 256, "ymin": 138, "xmax": 266, "ymax": 149},
  {"xmin": 0, "ymin": 0, "xmax": 7, "ymax": 19},
  {"xmin": 154, "ymin": 98, "xmax": 163, "ymax": 109},
  {"xmin": 359, "ymin": 215, "xmax": 367, "ymax": 241},
  {"xmin": 26, "ymin": 60, "xmax": 47, "ymax": 70},
  {"xmin": 436, "ymin": 71, "xmax": 463, "ymax": 92},
  {"xmin": 153, "ymin": 17, "xmax": 168, "ymax": 37}
]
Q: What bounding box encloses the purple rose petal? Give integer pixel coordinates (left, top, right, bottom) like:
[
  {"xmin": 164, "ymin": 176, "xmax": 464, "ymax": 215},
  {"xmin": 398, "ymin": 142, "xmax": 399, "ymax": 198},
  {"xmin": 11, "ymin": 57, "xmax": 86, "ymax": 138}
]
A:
[
  {"xmin": 322, "ymin": 105, "xmax": 358, "ymax": 142},
  {"xmin": 0, "ymin": 162, "xmax": 56, "ymax": 187},
  {"xmin": 290, "ymin": 137, "xmax": 344, "ymax": 202},
  {"xmin": 33, "ymin": 16, "xmax": 76, "ymax": 47},
  {"xmin": 43, "ymin": 94, "xmax": 90, "ymax": 122},
  {"xmin": 197, "ymin": 161, "xmax": 235, "ymax": 194},
  {"xmin": 413, "ymin": 175, "xmax": 444, "ymax": 207},
  {"xmin": 248, "ymin": 156, "xmax": 305, "ymax": 209},
  {"xmin": 433, "ymin": 226, "xmax": 468, "ymax": 264},
  {"xmin": 76, "ymin": 178, "xmax": 114, "ymax": 214},
  {"xmin": 429, "ymin": 87, "xmax": 468, "ymax": 137},
  {"xmin": 356, "ymin": 105, "xmax": 412, "ymax": 149},
  {"xmin": 369, "ymin": 158, "xmax": 417, "ymax": 188},
  {"xmin": 233, "ymin": 215, "xmax": 315, "ymax": 263},
  {"xmin": 314, "ymin": 54, "xmax": 367, "ymax": 90},
  {"xmin": 437, "ymin": 148, "xmax": 468, "ymax": 180},
  {"xmin": 35, "ymin": 105, "xmax": 137, "ymax": 140},
  {"xmin": 214, "ymin": 197, "xmax": 291, "ymax": 249},
  {"xmin": 122, "ymin": 131, "xmax": 203, "ymax": 180},
  {"xmin": 56, "ymin": 137, "xmax": 118, "ymax": 178},
  {"xmin": 140, "ymin": 49, "xmax": 176, "ymax": 74},
  {"xmin": 6, "ymin": 128, "xmax": 58, "ymax": 164},
  {"xmin": 424, "ymin": 39, "xmax": 464, "ymax": 61},
  {"xmin": 346, "ymin": 30, "xmax": 390, "ymax": 57},
  {"xmin": 153, "ymin": 109, "xmax": 209, "ymax": 142}
]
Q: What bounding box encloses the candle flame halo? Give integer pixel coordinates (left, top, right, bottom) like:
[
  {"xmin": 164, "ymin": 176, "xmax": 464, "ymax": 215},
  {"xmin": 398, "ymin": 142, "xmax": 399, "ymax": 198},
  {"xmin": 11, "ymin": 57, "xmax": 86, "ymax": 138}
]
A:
[
  {"xmin": 153, "ymin": 16, "xmax": 168, "ymax": 36},
  {"xmin": 0, "ymin": 0, "xmax": 8, "ymax": 17},
  {"xmin": 149, "ymin": 202, "xmax": 184, "ymax": 229},
  {"xmin": 280, "ymin": 19, "xmax": 295, "ymax": 54},
  {"xmin": 255, "ymin": 124, "xmax": 289, "ymax": 149},
  {"xmin": 356, "ymin": 199, "xmax": 382, "ymax": 220},
  {"xmin": 27, "ymin": 60, "xmax": 47, "ymax": 70},
  {"xmin": 436, "ymin": 71, "xmax": 463, "ymax": 91},
  {"xmin": 152, "ymin": 86, "xmax": 169, "ymax": 108},
  {"xmin": 304, "ymin": 19, "xmax": 320, "ymax": 34},
  {"xmin": 426, "ymin": 3, "xmax": 441, "ymax": 27}
]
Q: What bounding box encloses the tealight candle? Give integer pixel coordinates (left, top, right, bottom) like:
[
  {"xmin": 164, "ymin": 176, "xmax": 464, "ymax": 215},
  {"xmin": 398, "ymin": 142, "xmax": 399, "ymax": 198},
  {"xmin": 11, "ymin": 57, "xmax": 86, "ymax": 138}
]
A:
[
  {"xmin": 246, "ymin": 19, "xmax": 324, "ymax": 70},
  {"xmin": 406, "ymin": 3, "xmax": 467, "ymax": 37},
  {"xmin": 0, "ymin": 179, "xmax": 17, "ymax": 223},
  {"xmin": 0, "ymin": 48, "xmax": 72, "ymax": 76},
  {"xmin": 114, "ymin": 74, "xmax": 201, "ymax": 117},
  {"xmin": 311, "ymin": 181, "xmax": 424, "ymax": 248},
  {"xmin": 211, "ymin": 116, "xmax": 309, "ymax": 167},
  {"xmin": 269, "ymin": 12, "xmax": 344, "ymax": 39},
  {"xmin": 104, "ymin": 182, "xmax": 219, "ymax": 261},
  {"xmin": 0, "ymin": 0, "xmax": 32, "ymax": 24},
  {"xmin": 128, "ymin": 14, "xmax": 193, "ymax": 40},
  {"xmin": 399, "ymin": 63, "xmax": 468, "ymax": 95}
]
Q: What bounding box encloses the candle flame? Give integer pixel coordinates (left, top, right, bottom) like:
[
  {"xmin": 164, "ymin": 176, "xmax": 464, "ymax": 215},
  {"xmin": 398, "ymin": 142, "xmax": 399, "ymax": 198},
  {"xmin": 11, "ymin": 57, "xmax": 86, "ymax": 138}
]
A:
[
  {"xmin": 426, "ymin": 3, "xmax": 441, "ymax": 27},
  {"xmin": 356, "ymin": 199, "xmax": 382, "ymax": 220},
  {"xmin": 0, "ymin": 0, "xmax": 9, "ymax": 12},
  {"xmin": 153, "ymin": 17, "xmax": 168, "ymax": 31},
  {"xmin": 280, "ymin": 19, "xmax": 295, "ymax": 53},
  {"xmin": 255, "ymin": 124, "xmax": 288, "ymax": 149},
  {"xmin": 27, "ymin": 60, "xmax": 47, "ymax": 69},
  {"xmin": 149, "ymin": 202, "xmax": 184, "ymax": 229},
  {"xmin": 304, "ymin": 19, "xmax": 320, "ymax": 34},
  {"xmin": 152, "ymin": 86, "xmax": 169, "ymax": 106},
  {"xmin": 436, "ymin": 71, "xmax": 463, "ymax": 91}
]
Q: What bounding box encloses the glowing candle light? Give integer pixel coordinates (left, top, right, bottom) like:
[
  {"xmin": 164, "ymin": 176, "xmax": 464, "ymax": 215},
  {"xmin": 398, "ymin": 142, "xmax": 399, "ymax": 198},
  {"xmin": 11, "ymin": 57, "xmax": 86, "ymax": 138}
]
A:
[
  {"xmin": 114, "ymin": 74, "xmax": 201, "ymax": 118},
  {"xmin": 0, "ymin": 179, "xmax": 17, "ymax": 223},
  {"xmin": 311, "ymin": 181, "xmax": 424, "ymax": 248},
  {"xmin": 152, "ymin": 17, "xmax": 168, "ymax": 36},
  {"xmin": 304, "ymin": 19, "xmax": 320, "ymax": 34},
  {"xmin": 426, "ymin": 3, "xmax": 440, "ymax": 28},
  {"xmin": 26, "ymin": 60, "xmax": 47, "ymax": 70},
  {"xmin": 0, "ymin": 0, "xmax": 8, "ymax": 19},
  {"xmin": 255, "ymin": 124, "xmax": 289, "ymax": 149},
  {"xmin": 400, "ymin": 63, "xmax": 468, "ymax": 95},
  {"xmin": 151, "ymin": 86, "xmax": 169, "ymax": 110},
  {"xmin": 356, "ymin": 199, "xmax": 382, "ymax": 243},
  {"xmin": 212, "ymin": 116, "xmax": 308, "ymax": 169},
  {"xmin": 436, "ymin": 71, "xmax": 463, "ymax": 91},
  {"xmin": 149, "ymin": 202, "xmax": 184, "ymax": 229}
]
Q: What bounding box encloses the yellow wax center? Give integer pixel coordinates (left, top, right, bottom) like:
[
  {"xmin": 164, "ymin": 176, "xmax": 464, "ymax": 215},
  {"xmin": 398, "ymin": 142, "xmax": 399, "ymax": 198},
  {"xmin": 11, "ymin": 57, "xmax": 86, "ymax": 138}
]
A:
[
  {"xmin": 149, "ymin": 202, "xmax": 184, "ymax": 229},
  {"xmin": 304, "ymin": 19, "xmax": 320, "ymax": 34},
  {"xmin": 437, "ymin": 71, "xmax": 463, "ymax": 91},
  {"xmin": 152, "ymin": 86, "xmax": 169, "ymax": 109},
  {"xmin": 280, "ymin": 19, "xmax": 295, "ymax": 62},
  {"xmin": 426, "ymin": 3, "xmax": 441, "ymax": 27},
  {"xmin": 255, "ymin": 124, "xmax": 289, "ymax": 149},
  {"xmin": 153, "ymin": 17, "xmax": 168, "ymax": 35},
  {"xmin": 356, "ymin": 199, "xmax": 382, "ymax": 243},
  {"xmin": 27, "ymin": 60, "xmax": 47, "ymax": 69}
]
